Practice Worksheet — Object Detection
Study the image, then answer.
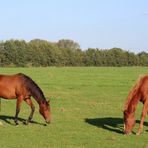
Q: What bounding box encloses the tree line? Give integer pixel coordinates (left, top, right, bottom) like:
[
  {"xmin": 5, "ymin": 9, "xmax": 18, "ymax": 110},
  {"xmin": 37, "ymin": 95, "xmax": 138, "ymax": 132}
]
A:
[{"xmin": 0, "ymin": 39, "xmax": 147, "ymax": 67}]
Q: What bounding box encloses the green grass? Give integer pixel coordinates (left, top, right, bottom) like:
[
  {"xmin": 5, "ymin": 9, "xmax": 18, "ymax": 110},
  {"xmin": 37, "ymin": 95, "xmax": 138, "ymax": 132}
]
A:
[{"xmin": 0, "ymin": 67, "xmax": 148, "ymax": 148}]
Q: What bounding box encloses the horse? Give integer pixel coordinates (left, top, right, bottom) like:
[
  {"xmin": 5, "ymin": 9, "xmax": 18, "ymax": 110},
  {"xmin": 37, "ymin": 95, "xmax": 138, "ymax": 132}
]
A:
[
  {"xmin": 123, "ymin": 76, "xmax": 148, "ymax": 135},
  {"xmin": 0, "ymin": 73, "xmax": 51, "ymax": 125}
]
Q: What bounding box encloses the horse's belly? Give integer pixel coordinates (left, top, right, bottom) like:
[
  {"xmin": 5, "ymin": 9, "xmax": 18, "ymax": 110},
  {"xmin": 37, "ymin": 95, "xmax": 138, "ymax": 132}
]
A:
[
  {"xmin": 0, "ymin": 93, "xmax": 16, "ymax": 99},
  {"xmin": 2, "ymin": 94, "xmax": 16, "ymax": 99},
  {"xmin": 0, "ymin": 87, "xmax": 16, "ymax": 99}
]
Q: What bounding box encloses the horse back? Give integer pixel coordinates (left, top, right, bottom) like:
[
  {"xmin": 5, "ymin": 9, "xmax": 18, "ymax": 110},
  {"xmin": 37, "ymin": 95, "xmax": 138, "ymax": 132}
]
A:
[{"xmin": 0, "ymin": 74, "xmax": 29, "ymax": 99}]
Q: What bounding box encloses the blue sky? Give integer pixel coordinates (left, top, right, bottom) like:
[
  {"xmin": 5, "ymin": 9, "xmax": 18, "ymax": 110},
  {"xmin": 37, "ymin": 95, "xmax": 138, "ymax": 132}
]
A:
[{"xmin": 0, "ymin": 0, "xmax": 148, "ymax": 53}]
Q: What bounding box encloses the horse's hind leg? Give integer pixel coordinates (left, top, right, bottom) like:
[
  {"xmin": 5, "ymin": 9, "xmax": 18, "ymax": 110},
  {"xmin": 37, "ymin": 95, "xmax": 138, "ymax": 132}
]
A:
[
  {"xmin": 137, "ymin": 100, "xmax": 148, "ymax": 135},
  {"xmin": 14, "ymin": 96, "xmax": 23, "ymax": 125},
  {"xmin": 24, "ymin": 98, "xmax": 35, "ymax": 124}
]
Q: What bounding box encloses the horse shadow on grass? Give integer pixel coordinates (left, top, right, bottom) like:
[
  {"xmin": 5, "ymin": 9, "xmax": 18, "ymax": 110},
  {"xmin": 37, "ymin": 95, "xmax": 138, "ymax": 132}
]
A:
[
  {"xmin": 0, "ymin": 115, "xmax": 46, "ymax": 126},
  {"xmin": 85, "ymin": 117, "xmax": 148, "ymax": 134}
]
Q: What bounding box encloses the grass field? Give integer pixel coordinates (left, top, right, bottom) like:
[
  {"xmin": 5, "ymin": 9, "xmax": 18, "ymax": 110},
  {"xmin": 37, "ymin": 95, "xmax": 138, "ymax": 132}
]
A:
[{"xmin": 0, "ymin": 67, "xmax": 148, "ymax": 148}]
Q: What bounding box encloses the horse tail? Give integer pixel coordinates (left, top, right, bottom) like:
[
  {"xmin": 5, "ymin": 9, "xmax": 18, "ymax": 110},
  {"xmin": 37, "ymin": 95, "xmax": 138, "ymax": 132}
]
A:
[{"xmin": 123, "ymin": 75, "xmax": 144, "ymax": 111}]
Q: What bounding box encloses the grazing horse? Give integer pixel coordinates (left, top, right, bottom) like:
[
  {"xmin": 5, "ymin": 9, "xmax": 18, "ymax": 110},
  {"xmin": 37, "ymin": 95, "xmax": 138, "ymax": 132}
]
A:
[
  {"xmin": 123, "ymin": 76, "xmax": 148, "ymax": 135},
  {"xmin": 0, "ymin": 73, "xmax": 51, "ymax": 125}
]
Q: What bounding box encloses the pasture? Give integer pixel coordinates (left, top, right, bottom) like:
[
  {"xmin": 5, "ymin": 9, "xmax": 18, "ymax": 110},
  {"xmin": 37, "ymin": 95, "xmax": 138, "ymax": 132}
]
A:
[{"xmin": 0, "ymin": 67, "xmax": 148, "ymax": 148}]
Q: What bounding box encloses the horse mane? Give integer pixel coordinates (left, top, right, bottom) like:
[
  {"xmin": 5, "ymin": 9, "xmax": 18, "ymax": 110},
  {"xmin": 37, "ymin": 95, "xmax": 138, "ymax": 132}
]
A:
[
  {"xmin": 18, "ymin": 73, "xmax": 46, "ymax": 103},
  {"xmin": 123, "ymin": 75, "xmax": 144, "ymax": 111}
]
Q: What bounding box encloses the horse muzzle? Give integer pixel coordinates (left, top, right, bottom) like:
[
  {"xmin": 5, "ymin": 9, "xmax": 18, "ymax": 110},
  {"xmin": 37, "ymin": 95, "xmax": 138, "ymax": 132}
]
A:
[
  {"xmin": 124, "ymin": 131, "xmax": 131, "ymax": 135},
  {"xmin": 45, "ymin": 119, "xmax": 51, "ymax": 124},
  {"xmin": 123, "ymin": 123, "xmax": 132, "ymax": 135}
]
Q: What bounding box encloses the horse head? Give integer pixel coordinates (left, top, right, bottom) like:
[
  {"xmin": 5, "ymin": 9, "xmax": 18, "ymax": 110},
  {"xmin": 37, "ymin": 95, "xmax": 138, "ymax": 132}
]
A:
[
  {"xmin": 39, "ymin": 100, "xmax": 51, "ymax": 124},
  {"xmin": 123, "ymin": 110, "xmax": 135, "ymax": 135}
]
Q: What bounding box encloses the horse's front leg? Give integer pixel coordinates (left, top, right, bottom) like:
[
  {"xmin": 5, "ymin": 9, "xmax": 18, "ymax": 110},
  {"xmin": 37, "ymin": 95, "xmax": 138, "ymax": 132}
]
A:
[
  {"xmin": 24, "ymin": 98, "xmax": 35, "ymax": 125},
  {"xmin": 14, "ymin": 96, "xmax": 23, "ymax": 125},
  {"xmin": 137, "ymin": 101, "xmax": 148, "ymax": 135}
]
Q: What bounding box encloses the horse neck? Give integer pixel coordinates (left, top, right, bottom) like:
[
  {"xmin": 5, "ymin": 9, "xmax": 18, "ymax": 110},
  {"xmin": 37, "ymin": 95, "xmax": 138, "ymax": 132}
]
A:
[
  {"xmin": 34, "ymin": 97, "xmax": 46, "ymax": 106},
  {"xmin": 126, "ymin": 96, "xmax": 139, "ymax": 115},
  {"xmin": 29, "ymin": 86, "xmax": 46, "ymax": 105}
]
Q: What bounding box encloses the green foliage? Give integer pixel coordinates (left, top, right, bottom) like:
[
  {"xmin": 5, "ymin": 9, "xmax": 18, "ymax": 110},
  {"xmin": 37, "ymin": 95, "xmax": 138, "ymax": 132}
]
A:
[
  {"xmin": 0, "ymin": 39, "xmax": 147, "ymax": 67},
  {"xmin": 57, "ymin": 39, "xmax": 80, "ymax": 50},
  {"xmin": 138, "ymin": 52, "xmax": 148, "ymax": 66}
]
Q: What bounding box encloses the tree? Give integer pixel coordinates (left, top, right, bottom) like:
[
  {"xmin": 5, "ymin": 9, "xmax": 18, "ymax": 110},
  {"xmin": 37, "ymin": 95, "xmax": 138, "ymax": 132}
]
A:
[
  {"xmin": 28, "ymin": 39, "xmax": 62, "ymax": 66},
  {"xmin": 0, "ymin": 39, "xmax": 147, "ymax": 67},
  {"xmin": 0, "ymin": 42, "xmax": 7, "ymax": 66},
  {"xmin": 84, "ymin": 48, "xmax": 96, "ymax": 66},
  {"xmin": 107, "ymin": 48, "xmax": 127, "ymax": 66},
  {"xmin": 57, "ymin": 39, "xmax": 81, "ymax": 66},
  {"xmin": 125, "ymin": 51, "xmax": 139, "ymax": 66},
  {"xmin": 138, "ymin": 52, "xmax": 148, "ymax": 66},
  {"xmin": 57, "ymin": 39, "xmax": 80, "ymax": 50}
]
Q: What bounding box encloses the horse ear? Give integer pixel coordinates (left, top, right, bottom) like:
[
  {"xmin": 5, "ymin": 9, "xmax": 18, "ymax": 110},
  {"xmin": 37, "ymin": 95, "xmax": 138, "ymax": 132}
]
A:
[{"xmin": 47, "ymin": 99, "xmax": 50, "ymax": 104}]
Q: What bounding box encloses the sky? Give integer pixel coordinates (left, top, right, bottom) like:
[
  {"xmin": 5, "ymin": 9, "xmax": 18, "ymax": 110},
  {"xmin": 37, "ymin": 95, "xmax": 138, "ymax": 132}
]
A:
[{"xmin": 0, "ymin": 0, "xmax": 148, "ymax": 53}]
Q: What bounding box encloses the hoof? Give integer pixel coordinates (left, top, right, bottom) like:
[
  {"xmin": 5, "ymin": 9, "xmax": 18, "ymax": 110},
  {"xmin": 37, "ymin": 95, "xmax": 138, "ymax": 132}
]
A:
[
  {"xmin": 29, "ymin": 120, "xmax": 34, "ymax": 123},
  {"xmin": 124, "ymin": 132, "xmax": 131, "ymax": 135},
  {"xmin": 23, "ymin": 120, "xmax": 29, "ymax": 125},
  {"xmin": 44, "ymin": 123, "xmax": 47, "ymax": 126},
  {"xmin": 136, "ymin": 132, "xmax": 141, "ymax": 135},
  {"xmin": 15, "ymin": 122, "xmax": 19, "ymax": 126}
]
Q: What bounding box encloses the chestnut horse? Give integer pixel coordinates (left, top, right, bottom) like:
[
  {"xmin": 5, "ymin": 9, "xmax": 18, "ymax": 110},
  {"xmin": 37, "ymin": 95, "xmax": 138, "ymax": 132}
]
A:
[
  {"xmin": 123, "ymin": 76, "xmax": 148, "ymax": 135},
  {"xmin": 0, "ymin": 73, "xmax": 51, "ymax": 125}
]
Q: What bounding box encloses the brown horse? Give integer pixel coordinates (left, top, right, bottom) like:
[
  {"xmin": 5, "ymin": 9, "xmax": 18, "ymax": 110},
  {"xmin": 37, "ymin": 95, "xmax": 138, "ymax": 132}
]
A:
[
  {"xmin": 0, "ymin": 73, "xmax": 51, "ymax": 125},
  {"xmin": 123, "ymin": 76, "xmax": 148, "ymax": 135}
]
